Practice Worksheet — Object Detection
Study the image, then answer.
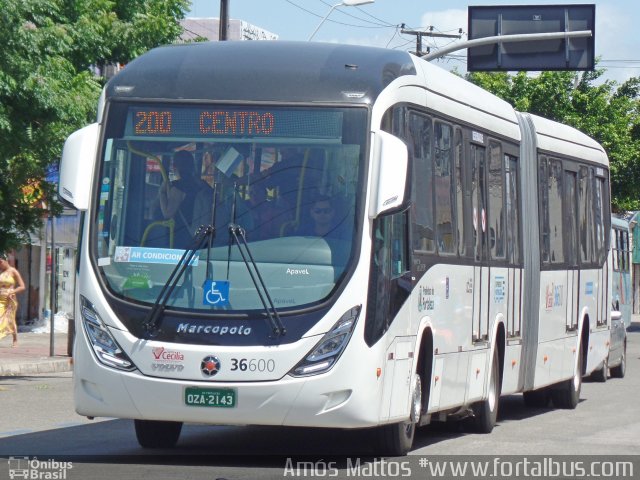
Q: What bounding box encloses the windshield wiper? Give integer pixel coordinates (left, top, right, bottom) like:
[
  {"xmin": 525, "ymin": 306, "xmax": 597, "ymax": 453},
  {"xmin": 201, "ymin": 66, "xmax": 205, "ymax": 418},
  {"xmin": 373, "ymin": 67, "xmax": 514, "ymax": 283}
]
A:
[
  {"xmin": 204, "ymin": 183, "xmax": 218, "ymax": 280},
  {"xmin": 229, "ymin": 223, "xmax": 286, "ymax": 338},
  {"xmin": 143, "ymin": 224, "xmax": 215, "ymax": 339}
]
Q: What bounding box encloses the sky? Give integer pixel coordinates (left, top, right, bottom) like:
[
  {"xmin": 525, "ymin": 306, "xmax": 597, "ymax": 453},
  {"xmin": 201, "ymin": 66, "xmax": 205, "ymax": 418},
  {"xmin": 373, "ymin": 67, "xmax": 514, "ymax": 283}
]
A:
[{"xmin": 187, "ymin": 0, "xmax": 640, "ymax": 85}]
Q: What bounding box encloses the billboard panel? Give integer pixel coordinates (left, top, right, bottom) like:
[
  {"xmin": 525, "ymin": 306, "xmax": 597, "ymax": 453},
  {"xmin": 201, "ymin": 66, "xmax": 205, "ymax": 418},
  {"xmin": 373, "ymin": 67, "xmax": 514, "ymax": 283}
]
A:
[{"xmin": 468, "ymin": 4, "xmax": 595, "ymax": 71}]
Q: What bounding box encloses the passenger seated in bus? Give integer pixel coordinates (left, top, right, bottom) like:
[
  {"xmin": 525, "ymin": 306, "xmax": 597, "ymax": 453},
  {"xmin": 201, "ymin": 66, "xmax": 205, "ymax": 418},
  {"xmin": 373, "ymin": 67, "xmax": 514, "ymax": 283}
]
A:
[
  {"xmin": 295, "ymin": 195, "xmax": 348, "ymax": 239},
  {"xmin": 158, "ymin": 150, "xmax": 209, "ymax": 248}
]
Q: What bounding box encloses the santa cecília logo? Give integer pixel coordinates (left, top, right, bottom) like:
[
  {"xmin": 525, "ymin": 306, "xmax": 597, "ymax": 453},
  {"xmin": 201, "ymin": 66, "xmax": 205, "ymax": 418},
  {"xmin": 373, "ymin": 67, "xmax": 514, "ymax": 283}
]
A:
[
  {"xmin": 201, "ymin": 355, "xmax": 221, "ymax": 377},
  {"xmin": 151, "ymin": 347, "xmax": 185, "ymax": 372},
  {"xmin": 152, "ymin": 346, "xmax": 184, "ymax": 361}
]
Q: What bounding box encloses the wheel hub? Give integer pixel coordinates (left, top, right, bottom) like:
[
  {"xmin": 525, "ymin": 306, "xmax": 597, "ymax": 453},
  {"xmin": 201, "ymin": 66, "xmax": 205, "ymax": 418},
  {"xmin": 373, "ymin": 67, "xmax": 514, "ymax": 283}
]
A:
[{"xmin": 410, "ymin": 374, "xmax": 422, "ymax": 423}]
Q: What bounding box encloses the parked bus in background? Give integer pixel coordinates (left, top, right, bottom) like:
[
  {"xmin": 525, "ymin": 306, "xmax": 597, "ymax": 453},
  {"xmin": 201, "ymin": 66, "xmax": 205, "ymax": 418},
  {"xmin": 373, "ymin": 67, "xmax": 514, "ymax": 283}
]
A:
[
  {"xmin": 611, "ymin": 215, "xmax": 632, "ymax": 328},
  {"xmin": 58, "ymin": 41, "xmax": 612, "ymax": 455},
  {"xmin": 591, "ymin": 215, "xmax": 630, "ymax": 382}
]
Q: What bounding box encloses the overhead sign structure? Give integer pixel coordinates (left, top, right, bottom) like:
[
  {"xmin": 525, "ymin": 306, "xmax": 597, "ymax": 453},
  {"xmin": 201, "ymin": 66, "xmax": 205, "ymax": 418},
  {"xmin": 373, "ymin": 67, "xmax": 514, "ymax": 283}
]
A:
[{"xmin": 467, "ymin": 4, "xmax": 595, "ymax": 71}]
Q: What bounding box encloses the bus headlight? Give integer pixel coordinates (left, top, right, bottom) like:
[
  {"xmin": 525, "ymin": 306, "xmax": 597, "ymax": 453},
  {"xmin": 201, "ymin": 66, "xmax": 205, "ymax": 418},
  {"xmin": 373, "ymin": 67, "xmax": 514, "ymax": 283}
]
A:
[
  {"xmin": 80, "ymin": 296, "xmax": 136, "ymax": 371},
  {"xmin": 290, "ymin": 306, "xmax": 361, "ymax": 377}
]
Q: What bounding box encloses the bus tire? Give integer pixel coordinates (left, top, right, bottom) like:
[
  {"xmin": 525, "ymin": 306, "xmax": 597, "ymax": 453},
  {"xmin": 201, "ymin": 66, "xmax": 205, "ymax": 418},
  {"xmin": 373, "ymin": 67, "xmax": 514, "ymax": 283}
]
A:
[
  {"xmin": 551, "ymin": 345, "xmax": 583, "ymax": 409},
  {"xmin": 590, "ymin": 357, "xmax": 608, "ymax": 383},
  {"xmin": 134, "ymin": 419, "xmax": 183, "ymax": 448},
  {"xmin": 470, "ymin": 348, "xmax": 499, "ymax": 433},
  {"xmin": 522, "ymin": 387, "xmax": 551, "ymax": 408},
  {"xmin": 376, "ymin": 374, "xmax": 421, "ymax": 456},
  {"xmin": 610, "ymin": 342, "xmax": 626, "ymax": 378}
]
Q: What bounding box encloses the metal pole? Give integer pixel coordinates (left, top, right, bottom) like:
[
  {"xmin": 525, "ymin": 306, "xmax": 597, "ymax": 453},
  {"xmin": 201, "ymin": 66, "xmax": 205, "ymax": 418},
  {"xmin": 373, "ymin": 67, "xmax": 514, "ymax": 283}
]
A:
[
  {"xmin": 219, "ymin": 0, "xmax": 229, "ymax": 41},
  {"xmin": 38, "ymin": 225, "xmax": 46, "ymax": 332},
  {"xmin": 49, "ymin": 212, "xmax": 56, "ymax": 356},
  {"xmin": 401, "ymin": 28, "xmax": 461, "ymax": 57},
  {"xmin": 26, "ymin": 244, "xmax": 32, "ymax": 323},
  {"xmin": 422, "ymin": 30, "xmax": 592, "ymax": 61},
  {"xmin": 308, "ymin": 2, "xmax": 341, "ymax": 41}
]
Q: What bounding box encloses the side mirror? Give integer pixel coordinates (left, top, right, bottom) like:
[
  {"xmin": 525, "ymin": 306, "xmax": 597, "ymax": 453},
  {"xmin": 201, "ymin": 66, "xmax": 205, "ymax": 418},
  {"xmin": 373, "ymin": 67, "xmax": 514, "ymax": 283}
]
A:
[
  {"xmin": 58, "ymin": 123, "xmax": 99, "ymax": 211},
  {"xmin": 369, "ymin": 130, "xmax": 408, "ymax": 218}
]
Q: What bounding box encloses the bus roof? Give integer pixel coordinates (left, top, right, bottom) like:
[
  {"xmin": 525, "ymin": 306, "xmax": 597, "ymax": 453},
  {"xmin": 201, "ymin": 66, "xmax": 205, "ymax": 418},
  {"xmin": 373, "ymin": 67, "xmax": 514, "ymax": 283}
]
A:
[
  {"xmin": 105, "ymin": 41, "xmax": 416, "ymax": 105},
  {"xmin": 527, "ymin": 113, "xmax": 608, "ymax": 165},
  {"xmin": 414, "ymin": 57, "xmax": 521, "ymax": 140},
  {"xmin": 611, "ymin": 215, "xmax": 630, "ymax": 230}
]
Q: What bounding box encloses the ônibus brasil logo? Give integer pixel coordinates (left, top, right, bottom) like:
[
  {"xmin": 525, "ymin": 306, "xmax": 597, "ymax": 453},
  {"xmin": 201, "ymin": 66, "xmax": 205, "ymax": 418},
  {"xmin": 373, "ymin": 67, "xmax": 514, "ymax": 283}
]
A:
[{"xmin": 8, "ymin": 457, "xmax": 72, "ymax": 479}]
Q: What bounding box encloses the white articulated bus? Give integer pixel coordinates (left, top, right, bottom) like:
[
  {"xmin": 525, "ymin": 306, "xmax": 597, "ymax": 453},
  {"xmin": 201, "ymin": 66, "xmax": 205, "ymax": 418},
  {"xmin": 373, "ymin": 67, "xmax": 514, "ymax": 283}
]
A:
[{"xmin": 59, "ymin": 41, "xmax": 612, "ymax": 455}]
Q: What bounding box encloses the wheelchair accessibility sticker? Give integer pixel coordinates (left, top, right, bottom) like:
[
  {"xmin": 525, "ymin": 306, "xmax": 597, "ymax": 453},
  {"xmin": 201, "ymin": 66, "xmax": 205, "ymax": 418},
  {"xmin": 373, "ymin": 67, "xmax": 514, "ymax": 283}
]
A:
[{"xmin": 203, "ymin": 280, "xmax": 230, "ymax": 306}]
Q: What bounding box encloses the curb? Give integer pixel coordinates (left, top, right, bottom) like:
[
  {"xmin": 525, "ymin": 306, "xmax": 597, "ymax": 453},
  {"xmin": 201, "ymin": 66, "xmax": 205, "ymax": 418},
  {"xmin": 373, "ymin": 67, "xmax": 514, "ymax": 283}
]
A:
[{"xmin": 0, "ymin": 358, "xmax": 73, "ymax": 377}]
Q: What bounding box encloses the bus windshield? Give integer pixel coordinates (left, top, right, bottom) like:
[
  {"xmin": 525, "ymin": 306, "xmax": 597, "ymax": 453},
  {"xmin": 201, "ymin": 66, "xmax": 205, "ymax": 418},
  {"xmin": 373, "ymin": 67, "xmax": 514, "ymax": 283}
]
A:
[{"xmin": 93, "ymin": 103, "xmax": 367, "ymax": 312}]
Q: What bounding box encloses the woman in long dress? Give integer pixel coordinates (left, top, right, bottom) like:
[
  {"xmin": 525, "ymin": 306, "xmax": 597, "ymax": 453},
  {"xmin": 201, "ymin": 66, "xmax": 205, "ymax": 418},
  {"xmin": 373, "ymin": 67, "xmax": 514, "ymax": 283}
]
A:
[{"xmin": 0, "ymin": 253, "xmax": 26, "ymax": 347}]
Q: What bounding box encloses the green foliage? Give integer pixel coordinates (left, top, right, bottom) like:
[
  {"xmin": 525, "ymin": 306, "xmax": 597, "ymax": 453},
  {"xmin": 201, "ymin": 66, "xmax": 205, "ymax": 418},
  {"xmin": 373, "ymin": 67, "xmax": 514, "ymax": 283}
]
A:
[
  {"xmin": 0, "ymin": 0, "xmax": 189, "ymax": 253},
  {"xmin": 466, "ymin": 68, "xmax": 640, "ymax": 212}
]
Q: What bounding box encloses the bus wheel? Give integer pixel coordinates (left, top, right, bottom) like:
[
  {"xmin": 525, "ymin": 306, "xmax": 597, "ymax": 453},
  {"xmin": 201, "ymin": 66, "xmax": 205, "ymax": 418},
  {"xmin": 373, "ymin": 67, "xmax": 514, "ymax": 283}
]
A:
[
  {"xmin": 470, "ymin": 349, "xmax": 499, "ymax": 433},
  {"xmin": 376, "ymin": 374, "xmax": 421, "ymax": 456},
  {"xmin": 551, "ymin": 346, "xmax": 583, "ymax": 409},
  {"xmin": 590, "ymin": 356, "xmax": 608, "ymax": 383},
  {"xmin": 134, "ymin": 419, "xmax": 183, "ymax": 448},
  {"xmin": 610, "ymin": 342, "xmax": 626, "ymax": 378}
]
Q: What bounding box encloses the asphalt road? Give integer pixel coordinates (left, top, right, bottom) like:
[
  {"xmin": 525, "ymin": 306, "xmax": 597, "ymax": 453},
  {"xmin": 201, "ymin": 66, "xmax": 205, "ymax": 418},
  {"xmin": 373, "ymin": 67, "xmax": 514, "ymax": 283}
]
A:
[{"xmin": 1, "ymin": 328, "xmax": 639, "ymax": 479}]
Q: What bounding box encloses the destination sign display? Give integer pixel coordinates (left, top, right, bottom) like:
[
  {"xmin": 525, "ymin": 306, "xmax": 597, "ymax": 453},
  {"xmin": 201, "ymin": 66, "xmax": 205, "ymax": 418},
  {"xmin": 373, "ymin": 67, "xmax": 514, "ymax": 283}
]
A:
[{"xmin": 125, "ymin": 106, "xmax": 343, "ymax": 140}]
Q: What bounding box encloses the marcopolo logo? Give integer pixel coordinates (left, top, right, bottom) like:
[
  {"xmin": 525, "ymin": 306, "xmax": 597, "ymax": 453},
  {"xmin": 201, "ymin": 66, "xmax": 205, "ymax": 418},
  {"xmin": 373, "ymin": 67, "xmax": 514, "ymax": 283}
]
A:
[
  {"xmin": 8, "ymin": 457, "xmax": 72, "ymax": 479},
  {"xmin": 176, "ymin": 323, "xmax": 252, "ymax": 336}
]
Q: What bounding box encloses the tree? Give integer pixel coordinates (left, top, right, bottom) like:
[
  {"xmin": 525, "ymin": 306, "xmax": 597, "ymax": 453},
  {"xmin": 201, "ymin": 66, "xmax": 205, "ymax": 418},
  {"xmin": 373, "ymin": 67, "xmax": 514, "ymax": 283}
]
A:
[
  {"xmin": 0, "ymin": 0, "xmax": 190, "ymax": 253},
  {"xmin": 466, "ymin": 68, "xmax": 640, "ymax": 212}
]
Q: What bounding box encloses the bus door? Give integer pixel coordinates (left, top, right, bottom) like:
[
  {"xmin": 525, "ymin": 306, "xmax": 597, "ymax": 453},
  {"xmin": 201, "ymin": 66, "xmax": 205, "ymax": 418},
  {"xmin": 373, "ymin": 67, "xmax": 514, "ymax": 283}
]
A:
[
  {"xmin": 470, "ymin": 142, "xmax": 490, "ymax": 342},
  {"xmin": 564, "ymin": 169, "xmax": 579, "ymax": 331}
]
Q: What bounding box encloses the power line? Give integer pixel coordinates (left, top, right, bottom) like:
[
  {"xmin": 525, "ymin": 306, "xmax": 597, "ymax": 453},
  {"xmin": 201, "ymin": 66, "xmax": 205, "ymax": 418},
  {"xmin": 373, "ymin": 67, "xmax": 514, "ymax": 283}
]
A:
[
  {"xmin": 401, "ymin": 25, "xmax": 462, "ymax": 56},
  {"xmin": 389, "ymin": 38, "xmax": 416, "ymax": 51},
  {"xmin": 318, "ymin": 0, "xmax": 393, "ymax": 27},
  {"xmin": 385, "ymin": 26, "xmax": 400, "ymax": 48},
  {"xmin": 352, "ymin": 4, "xmax": 400, "ymax": 28},
  {"xmin": 284, "ymin": 0, "xmax": 325, "ymax": 20},
  {"xmin": 285, "ymin": 0, "xmax": 392, "ymax": 30}
]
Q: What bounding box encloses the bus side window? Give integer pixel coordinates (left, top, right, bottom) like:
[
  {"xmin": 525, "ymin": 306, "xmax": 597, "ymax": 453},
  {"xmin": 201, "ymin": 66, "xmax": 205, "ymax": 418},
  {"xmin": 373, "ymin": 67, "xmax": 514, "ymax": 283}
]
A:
[
  {"xmin": 615, "ymin": 229, "xmax": 620, "ymax": 270},
  {"xmin": 365, "ymin": 210, "xmax": 410, "ymax": 346},
  {"xmin": 407, "ymin": 112, "xmax": 435, "ymax": 253},
  {"xmin": 390, "ymin": 213, "xmax": 409, "ymax": 277},
  {"xmin": 578, "ymin": 165, "xmax": 593, "ymax": 265},
  {"xmin": 538, "ymin": 156, "xmax": 550, "ymax": 264},
  {"xmin": 488, "ymin": 140, "xmax": 505, "ymax": 259},
  {"xmin": 548, "ymin": 158, "xmax": 564, "ymax": 264},
  {"xmin": 621, "ymin": 230, "xmax": 628, "ymax": 271},
  {"xmin": 505, "ymin": 154, "xmax": 520, "ymax": 265},
  {"xmin": 435, "ymin": 121, "xmax": 455, "ymax": 254}
]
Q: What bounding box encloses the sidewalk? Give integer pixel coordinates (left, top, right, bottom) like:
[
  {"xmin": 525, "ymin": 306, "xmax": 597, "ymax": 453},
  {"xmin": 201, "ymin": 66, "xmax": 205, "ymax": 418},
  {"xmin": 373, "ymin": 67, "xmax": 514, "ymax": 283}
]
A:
[{"xmin": 0, "ymin": 331, "xmax": 72, "ymax": 376}]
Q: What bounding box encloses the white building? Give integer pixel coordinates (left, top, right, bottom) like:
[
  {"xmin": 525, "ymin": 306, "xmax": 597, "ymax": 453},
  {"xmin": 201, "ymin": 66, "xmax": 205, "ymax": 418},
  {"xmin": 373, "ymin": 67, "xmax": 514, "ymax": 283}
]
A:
[{"xmin": 180, "ymin": 18, "xmax": 278, "ymax": 42}]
